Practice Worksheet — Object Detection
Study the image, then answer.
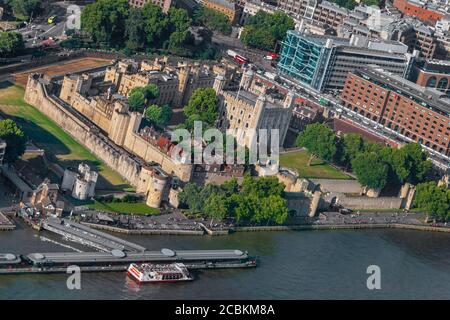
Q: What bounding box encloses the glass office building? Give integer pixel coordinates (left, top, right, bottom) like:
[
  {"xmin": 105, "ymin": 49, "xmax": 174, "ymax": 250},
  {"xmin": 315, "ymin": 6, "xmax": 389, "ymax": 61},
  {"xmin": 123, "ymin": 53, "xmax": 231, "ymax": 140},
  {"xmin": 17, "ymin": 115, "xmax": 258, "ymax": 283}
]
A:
[{"xmin": 278, "ymin": 30, "xmax": 415, "ymax": 92}]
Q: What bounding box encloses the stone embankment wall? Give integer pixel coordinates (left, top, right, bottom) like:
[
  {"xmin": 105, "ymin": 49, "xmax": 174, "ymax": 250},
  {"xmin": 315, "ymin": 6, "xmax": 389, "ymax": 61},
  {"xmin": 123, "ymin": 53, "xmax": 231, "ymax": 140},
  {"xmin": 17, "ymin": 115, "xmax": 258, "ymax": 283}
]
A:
[
  {"xmin": 24, "ymin": 74, "xmax": 142, "ymax": 187},
  {"xmin": 311, "ymin": 179, "xmax": 362, "ymax": 194},
  {"xmin": 334, "ymin": 195, "xmax": 403, "ymax": 210}
]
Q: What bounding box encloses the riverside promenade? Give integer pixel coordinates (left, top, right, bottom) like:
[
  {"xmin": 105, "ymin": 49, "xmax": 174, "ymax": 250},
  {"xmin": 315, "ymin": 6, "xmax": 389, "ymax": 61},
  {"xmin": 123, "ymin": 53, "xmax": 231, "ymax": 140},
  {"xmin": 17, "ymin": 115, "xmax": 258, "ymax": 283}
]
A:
[{"xmin": 233, "ymin": 211, "xmax": 450, "ymax": 233}]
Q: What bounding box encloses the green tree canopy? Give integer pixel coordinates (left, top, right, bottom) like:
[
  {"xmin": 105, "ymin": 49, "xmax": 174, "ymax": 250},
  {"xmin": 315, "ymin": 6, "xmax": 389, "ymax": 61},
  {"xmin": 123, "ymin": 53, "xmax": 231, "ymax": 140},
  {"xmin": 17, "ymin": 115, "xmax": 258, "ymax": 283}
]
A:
[
  {"xmin": 179, "ymin": 176, "xmax": 289, "ymax": 225},
  {"xmin": 296, "ymin": 123, "xmax": 337, "ymax": 165},
  {"xmin": 9, "ymin": 0, "xmax": 41, "ymax": 18},
  {"xmin": 414, "ymin": 182, "xmax": 450, "ymax": 220},
  {"xmin": 81, "ymin": 0, "xmax": 129, "ymax": 47},
  {"xmin": 125, "ymin": 8, "xmax": 146, "ymax": 52},
  {"xmin": 144, "ymin": 104, "xmax": 172, "ymax": 127},
  {"xmin": 203, "ymin": 193, "xmax": 228, "ymax": 225},
  {"xmin": 193, "ymin": 6, "xmax": 232, "ymax": 35},
  {"xmin": 338, "ymin": 133, "xmax": 366, "ymax": 167},
  {"xmin": 0, "ymin": 32, "xmax": 24, "ymax": 57},
  {"xmin": 0, "ymin": 119, "xmax": 26, "ymax": 163},
  {"xmin": 351, "ymin": 151, "xmax": 388, "ymax": 190},
  {"xmin": 128, "ymin": 90, "xmax": 146, "ymax": 111},
  {"xmin": 240, "ymin": 11, "xmax": 294, "ymax": 50},
  {"xmin": 184, "ymin": 87, "xmax": 218, "ymax": 129}
]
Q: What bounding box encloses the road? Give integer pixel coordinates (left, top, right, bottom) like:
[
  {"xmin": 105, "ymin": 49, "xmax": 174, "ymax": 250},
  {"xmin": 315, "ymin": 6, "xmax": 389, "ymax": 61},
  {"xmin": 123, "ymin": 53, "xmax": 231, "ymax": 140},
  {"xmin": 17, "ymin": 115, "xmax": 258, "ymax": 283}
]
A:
[
  {"xmin": 15, "ymin": 2, "xmax": 79, "ymax": 48},
  {"xmin": 212, "ymin": 31, "xmax": 276, "ymax": 73},
  {"xmin": 209, "ymin": 32, "xmax": 450, "ymax": 169},
  {"xmin": 276, "ymin": 73, "xmax": 450, "ymax": 170}
]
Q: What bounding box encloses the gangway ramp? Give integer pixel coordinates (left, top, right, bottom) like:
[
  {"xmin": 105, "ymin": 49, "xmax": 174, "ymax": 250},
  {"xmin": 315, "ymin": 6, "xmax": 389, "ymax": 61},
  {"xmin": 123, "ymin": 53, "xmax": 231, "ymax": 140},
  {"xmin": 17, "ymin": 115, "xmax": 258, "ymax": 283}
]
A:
[{"xmin": 42, "ymin": 218, "xmax": 146, "ymax": 252}]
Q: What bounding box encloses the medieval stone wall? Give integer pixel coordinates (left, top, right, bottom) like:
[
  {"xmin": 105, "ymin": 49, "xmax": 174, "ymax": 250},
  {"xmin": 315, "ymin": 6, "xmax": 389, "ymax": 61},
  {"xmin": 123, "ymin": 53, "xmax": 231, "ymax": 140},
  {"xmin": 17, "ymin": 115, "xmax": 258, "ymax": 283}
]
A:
[{"xmin": 24, "ymin": 75, "xmax": 142, "ymax": 187}]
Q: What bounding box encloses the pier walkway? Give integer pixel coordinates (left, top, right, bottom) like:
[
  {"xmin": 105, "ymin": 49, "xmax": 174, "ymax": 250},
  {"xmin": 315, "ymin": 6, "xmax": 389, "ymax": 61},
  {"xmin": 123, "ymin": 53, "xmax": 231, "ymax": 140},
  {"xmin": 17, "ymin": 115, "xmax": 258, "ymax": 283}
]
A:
[{"xmin": 42, "ymin": 218, "xmax": 146, "ymax": 252}]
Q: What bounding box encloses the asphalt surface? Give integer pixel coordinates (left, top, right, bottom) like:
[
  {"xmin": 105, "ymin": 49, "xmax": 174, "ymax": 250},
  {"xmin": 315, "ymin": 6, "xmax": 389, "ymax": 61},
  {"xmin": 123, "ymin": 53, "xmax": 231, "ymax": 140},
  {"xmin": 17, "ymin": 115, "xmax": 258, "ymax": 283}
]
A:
[{"xmin": 15, "ymin": 2, "xmax": 78, "ymax": 48}]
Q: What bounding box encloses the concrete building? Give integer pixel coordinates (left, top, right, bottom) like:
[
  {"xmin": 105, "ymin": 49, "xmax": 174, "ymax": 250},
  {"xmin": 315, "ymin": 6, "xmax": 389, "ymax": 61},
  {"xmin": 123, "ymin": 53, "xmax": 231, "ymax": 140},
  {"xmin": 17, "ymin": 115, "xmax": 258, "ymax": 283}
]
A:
[
  {"xmin": 410, "ymin": 59, "xmax": 450, "ymax": 94},
  {"xmin": 339, "ymin": 9, "xmax": 438, "ymax": 60},
  {"xmin": 276, "ymin": 0, "xmax": 349, "ymax": 29},
  {"xmin": 202, "ymin": 0, "xmax": 240, "ymax": 23},
  {"xmin": 277, "ymin": 30, "xmax": 416, "ymax": 92},
  {"xmin": 129, "ymin": 0, "xmax": 172, "ymax": 13},
  {"xmin": 0, "ymin": 139, "xmax": 6, "ymax": 166},
  {"xmin": 214, "ymin": 70, "xmax": 294, "ymax": 148},
  {"xmin": 340, "ymin": 65, "xmax": 450, "ymax": 157},
  {"xmin": 61, "ymin": 164, "xmax": 98, "ymax": 201}
]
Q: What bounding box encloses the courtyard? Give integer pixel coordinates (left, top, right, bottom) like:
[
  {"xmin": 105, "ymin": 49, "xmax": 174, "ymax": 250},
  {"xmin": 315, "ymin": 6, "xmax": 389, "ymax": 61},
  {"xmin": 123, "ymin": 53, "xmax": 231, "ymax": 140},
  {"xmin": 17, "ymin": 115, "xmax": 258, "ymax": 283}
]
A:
[{"xmin": 280, "ymin": 150, "xmax": 351, "ymax": 180}]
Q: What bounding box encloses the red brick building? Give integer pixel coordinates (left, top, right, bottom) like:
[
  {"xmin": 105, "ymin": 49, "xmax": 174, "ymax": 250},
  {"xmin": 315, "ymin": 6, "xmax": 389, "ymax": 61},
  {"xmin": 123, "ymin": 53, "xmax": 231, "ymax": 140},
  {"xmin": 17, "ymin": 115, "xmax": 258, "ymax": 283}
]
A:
[
  {"xmin": 393, "ymin": 0, "xmax": 445, "ymax": 24},
  {"xmin": 412, "ymin": 60, "xmax": 450, "ymax": 94},
  {"xmin": 341, "ymin": 66, "xmax": 450, "ymax": 157}
]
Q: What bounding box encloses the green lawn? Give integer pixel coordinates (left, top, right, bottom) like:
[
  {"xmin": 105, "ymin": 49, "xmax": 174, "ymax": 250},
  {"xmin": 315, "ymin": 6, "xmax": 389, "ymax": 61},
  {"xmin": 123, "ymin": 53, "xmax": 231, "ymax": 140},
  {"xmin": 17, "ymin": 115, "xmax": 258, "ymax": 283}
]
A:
[
  {"xmin": 0, "ymin": 82, "xmax": 129, "ymax": 190},
  {"xmin": 280, "ymin": 150, "xmax": 351, "ymax": 180},
  {"xmin": 87, "ymin": 201, "xmax": 160, "ymax": 215}
]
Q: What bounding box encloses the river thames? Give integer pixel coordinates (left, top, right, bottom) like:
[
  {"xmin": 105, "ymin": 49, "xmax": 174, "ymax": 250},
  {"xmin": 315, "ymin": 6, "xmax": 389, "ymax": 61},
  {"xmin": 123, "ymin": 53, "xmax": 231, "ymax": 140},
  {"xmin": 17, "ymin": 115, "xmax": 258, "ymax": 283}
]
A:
[{"xmin": 2, "ymin": 220, "xmax": 450, "ymax": 299}]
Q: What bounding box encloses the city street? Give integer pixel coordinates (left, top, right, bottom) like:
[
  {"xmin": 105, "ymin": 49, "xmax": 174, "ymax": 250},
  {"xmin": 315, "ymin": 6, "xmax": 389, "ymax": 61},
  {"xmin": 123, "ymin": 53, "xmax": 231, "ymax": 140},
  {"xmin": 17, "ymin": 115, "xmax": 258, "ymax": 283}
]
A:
[{"xmin": 15, "ymin": 2, "xmax": 77, "ymax": 48}]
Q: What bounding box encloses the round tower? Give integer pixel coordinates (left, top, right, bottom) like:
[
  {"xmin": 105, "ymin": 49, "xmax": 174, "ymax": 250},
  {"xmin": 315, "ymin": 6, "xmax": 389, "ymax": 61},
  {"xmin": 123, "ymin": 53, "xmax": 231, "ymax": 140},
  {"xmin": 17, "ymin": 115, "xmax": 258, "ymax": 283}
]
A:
[
  {"xmin": 136, "ymin": 165, "xmax": 153, "ymax": 194},
  {"xmin": 146, "ymin": 167, "xmax": 169, "ymax": 208}
]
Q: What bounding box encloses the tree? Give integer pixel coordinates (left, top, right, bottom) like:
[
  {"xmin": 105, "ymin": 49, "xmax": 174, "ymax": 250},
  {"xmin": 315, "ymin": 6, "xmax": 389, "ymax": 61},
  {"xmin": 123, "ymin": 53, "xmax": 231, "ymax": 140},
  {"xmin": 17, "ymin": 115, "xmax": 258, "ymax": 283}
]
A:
[
  {"xmin": 9, "ymin": 0, "xmax": 41, "ymax": 18},
  {"xmin": 178, "ymin": 183, "xmax": 203, "ymax": 213},
  {"xmin": 296, "ymin": 123, "xmax": 337, "ymax": 166},
  {"xmin": 351, "ymin": 152, "xmax": 388, "ymax": 190},
  {"xmin": 142, "ymin": 3, "xmax": 169, "ymax": 46},
  {"xmin": 0, "ymin": 119, "xmax": 26, "ymax": 163},
  {"xmin": 128, "ymin": 90, "xmax": 146, "ymax": 111},
  {"xmin": 193, "ymin": 6, "xmax": 232, "ymax": 35},
  {"xmin": 398, "ymin": 143, "xmax": 431, "ymax": 184},
  {"xmin": 241, "ymin": 11, "xmax": 294, "ymax": 50},
  {"xmin": 339, "ymin": 133, "xmax": 365, "ymax": 168},
  {"xmin": 241, "ymin": 175, "xmax": 285, "ymax": 198},
  {"xmin": 144, "ymin": 104, "xmax": 172, "ymax": 127},
  {"xmin": 204, "ymin": 193, "xmax": 228, "ymax": 226},
  {"xmin": 414, "ymin": 182, "xmax": 450, "ymax": 220},
  {"xmin": 81, "ymin": 0, "xmax": 129, "ymax": 47},
  {"xmin": 125, "ymin": 8, "xmax": 146, "ymax": 52},
  {"xmin": 184, "ymin": 87, "xmax": 218, "ymax": 129},
  {"xmin": 260, "ymin": 195, "xmax": 289, "ymax": 225},
  {"xmin": 0, "ymin": 32, "xmax": 24, "ymax": 57},
  {"xmin": 143, "ymin": 84, "xmax": 160, "ymax": 101}
]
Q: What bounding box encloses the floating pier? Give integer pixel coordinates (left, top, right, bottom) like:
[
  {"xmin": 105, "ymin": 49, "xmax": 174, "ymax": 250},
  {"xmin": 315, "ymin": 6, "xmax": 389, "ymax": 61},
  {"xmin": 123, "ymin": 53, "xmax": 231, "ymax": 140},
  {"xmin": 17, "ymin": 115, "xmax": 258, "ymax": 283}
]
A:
[{"xmin": 0, "ymin": 249, "xmax": 256, "ymax": 274}]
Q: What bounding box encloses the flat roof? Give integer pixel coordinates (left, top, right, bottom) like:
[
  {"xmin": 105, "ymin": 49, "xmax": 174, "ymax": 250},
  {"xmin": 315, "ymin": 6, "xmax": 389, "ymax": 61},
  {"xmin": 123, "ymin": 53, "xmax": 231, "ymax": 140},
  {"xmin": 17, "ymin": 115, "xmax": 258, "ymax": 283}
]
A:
[
  {"xmin": 26, "ymin": 249, "xmax": 248, "ymax": 264},
  {"xmin": 354, "ymin": 66, "xmax": 450, "ymax": 115}
]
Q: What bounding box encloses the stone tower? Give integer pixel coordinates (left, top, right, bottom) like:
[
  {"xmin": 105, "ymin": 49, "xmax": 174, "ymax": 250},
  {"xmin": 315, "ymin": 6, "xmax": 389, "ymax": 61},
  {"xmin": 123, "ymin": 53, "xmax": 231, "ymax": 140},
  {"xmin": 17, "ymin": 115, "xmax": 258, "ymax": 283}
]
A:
[
  {"xmin": 146, "ymin": 167, "xmax": 169, "ymax": 208},
  {"xmin": 240, "ymin": 69, "xmax": 254, "ymax": 91},
  {"xmin": 213, "ymin": 74, "xmax": 226, "ymax": 93},
  {"xmin": 109, "ymin": 101, "xmax": 131, "ymax": 147},
  {"xmin": 174, "ymin": 64, "xmax": 191, "ymax": 106}
]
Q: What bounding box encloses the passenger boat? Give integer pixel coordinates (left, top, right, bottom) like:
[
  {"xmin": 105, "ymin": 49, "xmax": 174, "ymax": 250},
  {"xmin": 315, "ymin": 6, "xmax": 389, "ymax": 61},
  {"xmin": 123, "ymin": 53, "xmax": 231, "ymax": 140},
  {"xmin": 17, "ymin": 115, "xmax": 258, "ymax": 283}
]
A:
[{"xmin": 127, "ymin": 263, "xmax": 193, "ymax": 284}]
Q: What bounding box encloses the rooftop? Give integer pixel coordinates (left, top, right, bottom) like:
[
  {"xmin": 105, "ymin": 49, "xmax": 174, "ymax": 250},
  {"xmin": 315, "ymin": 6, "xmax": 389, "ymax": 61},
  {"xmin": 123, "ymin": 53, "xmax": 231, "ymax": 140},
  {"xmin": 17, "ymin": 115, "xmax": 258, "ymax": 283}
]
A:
[
  {"xmin": 355, "ymin": 65, "xmax": 450, "ymax": 115},
  {"xmin": 286, "ymin": 30, "xmax": 409, "ymax": 55}
]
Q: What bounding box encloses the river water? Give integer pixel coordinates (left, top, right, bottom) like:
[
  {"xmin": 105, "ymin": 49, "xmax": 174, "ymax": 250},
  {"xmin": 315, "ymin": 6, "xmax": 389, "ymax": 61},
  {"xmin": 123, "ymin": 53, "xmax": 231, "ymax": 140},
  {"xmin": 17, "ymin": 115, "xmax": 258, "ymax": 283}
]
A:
[{"xmin": 2, "ymin": 220, "xmax": 450, "ymax": 299}]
